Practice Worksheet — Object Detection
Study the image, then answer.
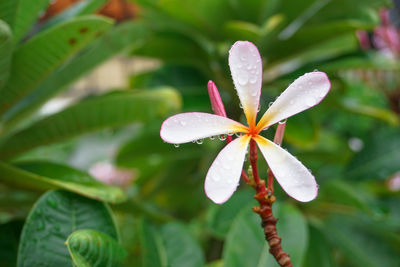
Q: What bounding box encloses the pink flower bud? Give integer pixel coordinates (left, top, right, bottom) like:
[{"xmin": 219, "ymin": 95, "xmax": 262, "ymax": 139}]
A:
[{"xmin": 207, "ymin": 80, "xmax": 227, "ymax": 117}]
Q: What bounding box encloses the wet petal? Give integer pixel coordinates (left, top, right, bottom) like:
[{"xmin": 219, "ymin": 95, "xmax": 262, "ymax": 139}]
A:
[
  {"xmin": 254, "ymin": 135, "xmax": 318, "ymax": 202},
  {"xmin": 229, "ymin": 41, "xmax": 262, "ymax": 127},
  {"xmin": 256, "ymin": 72, "xmax": 330, "ymax": 131},
  {"xmin": 205, "ymin": 135, "xmax": 251, "ymax": 204},
  {"xmin": 160, "ymin": 112, "xmax": 247, "ymax": 144}
]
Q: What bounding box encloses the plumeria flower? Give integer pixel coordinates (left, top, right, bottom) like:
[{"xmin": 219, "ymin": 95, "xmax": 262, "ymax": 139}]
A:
[{"xmin": 160, "ymin": 41, "xmax": 331, "ymax": 204}]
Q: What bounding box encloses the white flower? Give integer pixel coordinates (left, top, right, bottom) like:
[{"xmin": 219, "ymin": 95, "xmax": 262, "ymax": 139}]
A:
[{"xmin": 160, "ymin": 41, "xmax": 331, "ymax": 204}]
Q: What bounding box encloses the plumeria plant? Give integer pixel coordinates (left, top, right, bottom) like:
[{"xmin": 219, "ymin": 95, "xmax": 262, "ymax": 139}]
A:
[{"xmin": 160, "ymin": 41, "xmax": 330, "ymax": 266}]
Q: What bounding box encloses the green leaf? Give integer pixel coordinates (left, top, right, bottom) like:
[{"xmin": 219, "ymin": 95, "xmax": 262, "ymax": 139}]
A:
[
  {"xmin": 0, "ymin": 20, "xmax": 13, "ymax": 90},
  {"xmin": 3, "ymin": 21, "xmax": 149, "ymax": 126},
  {"xmin": 0, "ymin": 0, "xmax": 49, "ymax": 43},
  {"xmin": 346, "ymin": 128, "xmax": 400, "ymax": 181},
  {"xmin": 206, "ymin": 188, "xmax": 255, "ymax": 238},
  {"xmin": 0, "ymin": 88, "xmax": 181, "ymax": 159},
  {"xmin": 302, "ymin": 226, "xmax": 334, "ymax": 267},
  {"xmin": 0, "ymin": 15, "xmax": 113, "ymax": 117},
  {"xmin": 42, "ymin": 0, "xmax": 108, "ymax": 30},
  {"xmin": 67, "ymin": 229, "xmax": 126, "ymax": 267},
  {"xmin": 0, "ymin": 220, "xmax": 24, "ymax": 267},
  {"xmin": 0, "ymin": 161, "xmax": 126, "ymax": 203},
  {"xmin": 139, "ymin": 219, "xmax": 205, "ymax": 267},
  {"xmin": 320, "ymin": 214, "xmax": 399, "ymax": 267},
  {"xmin": 223, "ymin": 203, "xmax": 308, "ymax": 267},
  {"xmin": 17, "ymin": 190, "xmax": 119, "ymax": 267}
]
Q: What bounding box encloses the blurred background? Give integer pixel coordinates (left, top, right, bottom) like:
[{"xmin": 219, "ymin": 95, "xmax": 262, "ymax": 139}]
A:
[{"xmin": 0, "ymin": 0, "xmax": 400, "ymax": 266}]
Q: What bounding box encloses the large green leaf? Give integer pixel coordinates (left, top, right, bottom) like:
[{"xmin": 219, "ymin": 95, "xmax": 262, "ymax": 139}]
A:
[
  {"xmin": 301, "ymin": 226, "xmax": 334, "ymax": 267},
  {"xmin": 67, "ymin": 229, "xmax": 126, "ymax": 267},
  {"xmin": 206, "ymin": 188, "xmax": 255, "ymax": 238},
  {"xmin": 320, "ymin": 214, "xmax": 399, "ymax": 267},
  {"xmin": 0, "ymin": 0, "xmax": 49, "ymax": 43},
  {"xmin": 0, "ymin": 16, "xmax": 113, "ymax": 116},
  {"xmin": 223, "ymin": 203, "xmax": 308, "ymax": 267},
  {"xmin": 3, "ymin": 21, "xmax": 149, "ymax": 126},
  {"xmin": 139, "ymin": 219, "xmax": 205, "ymax": 267},
  {"xmin": 0, "ymin": 20, "xmax": 13, "ymax": 90},
  {"xmin": 0, "ymin": 88, "xmax": 181, "ymax": 159},
  {"xmin": 17, "ymin": 190, "xmax": 118, "ymax": 267},
  {"xmin": 0, "ymin": 161, "xmax": 126, "ymax": 203},
  {"xmin": 346, "ymin": 128, "xmax": 400, "ymax": 181}
]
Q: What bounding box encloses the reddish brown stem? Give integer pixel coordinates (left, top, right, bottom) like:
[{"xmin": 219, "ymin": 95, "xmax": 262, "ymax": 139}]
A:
[{"xmin": 249, "ymin": 127, "xmax": 292, "ymax": 267}]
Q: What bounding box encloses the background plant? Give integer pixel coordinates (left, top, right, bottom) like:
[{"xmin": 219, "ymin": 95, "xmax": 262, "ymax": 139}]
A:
[{"xmin": 1, "ymin": 0, "xmax": 400, "ymax": 266}]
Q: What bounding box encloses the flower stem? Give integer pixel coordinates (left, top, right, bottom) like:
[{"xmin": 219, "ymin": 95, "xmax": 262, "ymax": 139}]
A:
[{"xmin": 249, "ymin": 124, "xmax": 292, "ymax": 267}]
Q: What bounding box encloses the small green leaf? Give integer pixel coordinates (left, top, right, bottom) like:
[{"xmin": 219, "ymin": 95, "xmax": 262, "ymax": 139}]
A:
[
  {"xmin": 0, "ymin": 161, "xmax": 126, "ymax": 203},
  {"xmin": 67, "ymin": 229, "xmax": 126, "ymax": 267},
  {"xmin": 0, "ymin": 20, "xmax": 13, "ymax": 90},
  {"xmin": 0, "ymin": 16, "xmax": 113, "ymax": 116},
  {"xmin": 0, "ymin": 88, "xmax": 181, "ymax": 159},
  {"xmin": 17, "ymin": 190, "xmax": 119, "ymax": 267},
  {"xmin": 0, "ymin": 0, "xmax": 49, "ymax": 43}
]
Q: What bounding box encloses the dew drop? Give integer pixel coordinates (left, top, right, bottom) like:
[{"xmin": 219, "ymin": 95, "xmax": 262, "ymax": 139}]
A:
[
  {"xmin": 305, "ymin": 97, "xmax": 316, "ymax": 107},
  {"xmin": 174, "ymin": 144, "xmax": 180, "ymax": 148},
  {"xmin": 219, "ymin": 134, "xmax": 227, "ymax": 141},
  {"xmin": 238, "ymin": 72, "xmax": 249, "ymax": 85},
  {"xmin": 196, "ymin": 139, "xmax": 204, "ymax": 144},
  {"xmin": 249, "ymin": 76, "xmax": 257, "ymax": 84}
]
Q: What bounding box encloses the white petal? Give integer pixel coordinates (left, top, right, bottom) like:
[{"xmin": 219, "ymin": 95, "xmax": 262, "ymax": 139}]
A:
[
  {"xmin": 160, "ymin": 112, "xmax": 247, "ymax": 144},
  {"xmin": 229, "ymin": 41, "xmax": 262, "ymax": 127},
  {"xmin": 205, "ymin": 135, "xmax": 251, "ymax": 204},
  {"xmin": 254, "ymin": 135, "xmax": 318, "ymax": 202},
  {"xmin": 256, "ymin": 72, "xmax": 330, "ymax": 131}
]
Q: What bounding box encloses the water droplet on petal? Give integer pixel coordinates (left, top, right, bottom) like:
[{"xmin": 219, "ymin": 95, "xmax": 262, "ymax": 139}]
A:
[
  {"xmin": 219, "ymin": 134, "xmax": 226, "ymax": 141},
  {"xmin": 249, "ymin": 76, "xmax": 257, "ymax": 84},
  {"xmin": 305, "ymin": 97, "xmax": 316, "ymax": 107},
  {"xmin": 238, "ymin": 72, "xmax": 249, "ymax": 85}
]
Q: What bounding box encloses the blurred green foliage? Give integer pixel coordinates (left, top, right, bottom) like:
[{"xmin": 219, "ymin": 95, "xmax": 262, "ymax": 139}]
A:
[{"xmin": 1, "ymin": 0, "xmax": 400, "ymax": 266}]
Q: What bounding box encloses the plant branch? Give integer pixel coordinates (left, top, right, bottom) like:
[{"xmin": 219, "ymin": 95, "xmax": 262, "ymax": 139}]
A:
[{"xmin": 249, "ymin": 124, "xmax": 292, "ymax": 267}]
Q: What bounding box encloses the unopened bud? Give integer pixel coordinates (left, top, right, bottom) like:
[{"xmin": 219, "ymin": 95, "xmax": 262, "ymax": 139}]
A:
[{"xmin": 207, "ymin": 80, "xmax": 227, "ymax": 117}]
